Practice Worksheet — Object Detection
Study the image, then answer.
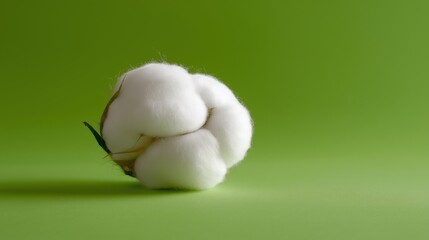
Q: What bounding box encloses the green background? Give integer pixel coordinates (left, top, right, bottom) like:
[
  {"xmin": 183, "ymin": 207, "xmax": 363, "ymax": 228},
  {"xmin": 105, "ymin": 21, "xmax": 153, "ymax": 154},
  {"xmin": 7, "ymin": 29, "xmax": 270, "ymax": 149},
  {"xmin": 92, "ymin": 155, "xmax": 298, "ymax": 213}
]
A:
[{"xmin": 1, "ymin": 0, "xmax": 429, "ymax": 239}]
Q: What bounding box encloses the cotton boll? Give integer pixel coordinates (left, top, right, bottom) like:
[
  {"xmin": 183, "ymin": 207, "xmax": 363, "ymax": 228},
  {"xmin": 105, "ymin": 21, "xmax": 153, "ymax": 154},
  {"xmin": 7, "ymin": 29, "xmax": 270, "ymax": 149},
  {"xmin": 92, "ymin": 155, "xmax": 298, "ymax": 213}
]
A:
[
  {"xmin": 95, "ymin": 62, "xmax": 253, "ymax": 190},
  {"xmin": 134, "ymin": 129, "xmax": 226, "ymax": 190}
]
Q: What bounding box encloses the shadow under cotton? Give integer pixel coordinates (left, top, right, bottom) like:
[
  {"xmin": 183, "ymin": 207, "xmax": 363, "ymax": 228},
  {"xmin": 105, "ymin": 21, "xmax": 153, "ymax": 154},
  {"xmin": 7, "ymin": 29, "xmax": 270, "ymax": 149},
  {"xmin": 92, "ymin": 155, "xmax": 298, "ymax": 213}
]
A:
[{"xmin": 0, "ymin": 178, "xmax": 194, "ymax": 199}]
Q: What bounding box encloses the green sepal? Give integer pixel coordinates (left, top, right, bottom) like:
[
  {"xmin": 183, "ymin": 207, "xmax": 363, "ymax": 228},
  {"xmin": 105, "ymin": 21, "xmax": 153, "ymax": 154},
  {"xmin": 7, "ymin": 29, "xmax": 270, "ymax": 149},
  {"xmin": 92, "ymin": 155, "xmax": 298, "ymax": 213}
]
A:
[{"xmin": 83, "ymin": 121, "xmax": 111, "ymax": 154}]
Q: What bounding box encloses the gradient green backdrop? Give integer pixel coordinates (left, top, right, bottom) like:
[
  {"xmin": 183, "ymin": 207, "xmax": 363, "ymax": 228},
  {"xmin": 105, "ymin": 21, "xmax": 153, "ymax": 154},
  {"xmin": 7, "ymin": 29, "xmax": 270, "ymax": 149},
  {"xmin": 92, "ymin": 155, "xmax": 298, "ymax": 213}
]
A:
[{"xmin": 1, "ymin": 0, "xmax": 429, "ymax": 239}]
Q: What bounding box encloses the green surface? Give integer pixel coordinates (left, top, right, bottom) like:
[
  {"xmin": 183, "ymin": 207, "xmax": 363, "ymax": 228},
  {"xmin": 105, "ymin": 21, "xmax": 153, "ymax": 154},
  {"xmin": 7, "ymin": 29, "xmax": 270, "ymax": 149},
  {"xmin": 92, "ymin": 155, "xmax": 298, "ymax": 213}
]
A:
[{"xmin": 1, "ymin": 0, "xmax": 429, "ymax": 239}]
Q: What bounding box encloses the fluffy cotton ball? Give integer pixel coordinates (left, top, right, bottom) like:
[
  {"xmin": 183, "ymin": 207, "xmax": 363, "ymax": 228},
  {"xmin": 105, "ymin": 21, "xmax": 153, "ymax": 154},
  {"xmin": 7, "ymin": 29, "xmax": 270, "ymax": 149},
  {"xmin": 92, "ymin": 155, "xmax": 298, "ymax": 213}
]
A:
[{"xmin": 100, "ymin": 63, "xmax": 253, "ymax": 190}]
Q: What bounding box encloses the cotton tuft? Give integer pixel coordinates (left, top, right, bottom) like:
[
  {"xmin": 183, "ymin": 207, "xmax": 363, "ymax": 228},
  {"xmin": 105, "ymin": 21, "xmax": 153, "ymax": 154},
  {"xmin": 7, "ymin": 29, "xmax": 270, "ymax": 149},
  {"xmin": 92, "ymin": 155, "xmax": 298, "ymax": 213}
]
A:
[{"xmin": 100, "ymin": 63, "xmax": 253, "ymax": 190}]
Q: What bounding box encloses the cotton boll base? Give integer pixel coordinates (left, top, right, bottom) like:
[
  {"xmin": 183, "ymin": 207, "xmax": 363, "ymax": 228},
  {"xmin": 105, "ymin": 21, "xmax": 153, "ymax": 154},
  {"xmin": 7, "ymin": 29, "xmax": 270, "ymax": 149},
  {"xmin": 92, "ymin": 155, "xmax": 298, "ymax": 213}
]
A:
[{"xmin": 91, "ymin": 62, "xmax": 253, "ymax": 190}]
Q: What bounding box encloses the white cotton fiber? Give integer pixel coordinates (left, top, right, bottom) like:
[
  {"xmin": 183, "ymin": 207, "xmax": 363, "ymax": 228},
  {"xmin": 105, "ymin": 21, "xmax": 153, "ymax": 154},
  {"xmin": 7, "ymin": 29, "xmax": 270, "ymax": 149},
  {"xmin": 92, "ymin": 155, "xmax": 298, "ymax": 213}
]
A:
[
  {"xmin": 101, "ymin": 62, "xmax": 253, "ymax": 190},
  {"xmin": 134, "ymin": 129, "xmax": 226, "ymax": 190}
]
